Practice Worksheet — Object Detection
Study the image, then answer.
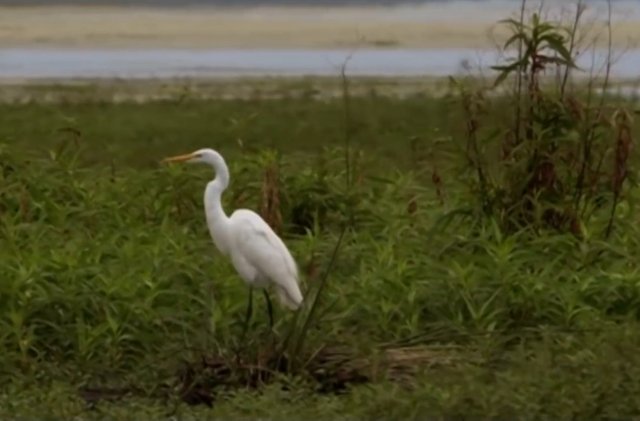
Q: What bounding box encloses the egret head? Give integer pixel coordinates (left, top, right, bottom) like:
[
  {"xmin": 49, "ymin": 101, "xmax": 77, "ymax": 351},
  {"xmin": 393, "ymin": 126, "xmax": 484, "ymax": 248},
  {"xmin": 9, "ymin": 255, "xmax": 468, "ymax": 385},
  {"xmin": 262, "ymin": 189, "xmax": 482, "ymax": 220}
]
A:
[
  {"xmin": 162, "ymin": 148, "xmax": 230, "ymax": 186},
  {"xmin": 162, "ymin": 148, "xmax": 219, "ymax": 165}
]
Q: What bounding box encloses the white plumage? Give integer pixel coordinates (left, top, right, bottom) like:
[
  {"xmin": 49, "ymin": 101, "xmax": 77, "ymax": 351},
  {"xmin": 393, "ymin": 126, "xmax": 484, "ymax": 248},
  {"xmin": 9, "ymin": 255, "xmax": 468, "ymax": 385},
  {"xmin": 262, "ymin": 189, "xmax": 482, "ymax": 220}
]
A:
[
  {"xmin": 162, "ymin": 148, "xmax": 303, "ymax": 319},
  {"xmin": 227, "ymin": 209, "xmax": 303, "ymax": 309}
]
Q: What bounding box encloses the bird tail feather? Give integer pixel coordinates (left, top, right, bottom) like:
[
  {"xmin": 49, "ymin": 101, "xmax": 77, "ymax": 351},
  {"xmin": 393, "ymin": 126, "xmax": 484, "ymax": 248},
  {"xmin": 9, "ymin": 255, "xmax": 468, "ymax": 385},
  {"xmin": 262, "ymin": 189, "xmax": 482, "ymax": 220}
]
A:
[{"xmin": 276, "ymin": 281, "xmax": 303, "ymax": 310}]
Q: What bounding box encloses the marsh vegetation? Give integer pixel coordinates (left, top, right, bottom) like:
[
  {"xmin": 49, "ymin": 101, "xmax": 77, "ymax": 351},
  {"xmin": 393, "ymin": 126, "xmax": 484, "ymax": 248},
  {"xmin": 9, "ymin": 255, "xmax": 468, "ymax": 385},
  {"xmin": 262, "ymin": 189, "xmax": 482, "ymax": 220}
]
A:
[{"xmin": 1, "ymin": 4, "xmax": 640, "ymax": 419}]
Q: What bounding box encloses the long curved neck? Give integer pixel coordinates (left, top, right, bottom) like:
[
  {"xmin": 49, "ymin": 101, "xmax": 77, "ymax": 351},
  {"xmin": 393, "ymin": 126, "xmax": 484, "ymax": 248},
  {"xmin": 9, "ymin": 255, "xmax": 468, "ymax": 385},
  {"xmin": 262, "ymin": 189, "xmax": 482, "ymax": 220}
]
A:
[
  {"xmin": 204, "ymin": 152, "xmax": 230, "ymax": 223},
  {"xmin": 203, "ymin": 152, "xmax": 232, "ymax": 255}
]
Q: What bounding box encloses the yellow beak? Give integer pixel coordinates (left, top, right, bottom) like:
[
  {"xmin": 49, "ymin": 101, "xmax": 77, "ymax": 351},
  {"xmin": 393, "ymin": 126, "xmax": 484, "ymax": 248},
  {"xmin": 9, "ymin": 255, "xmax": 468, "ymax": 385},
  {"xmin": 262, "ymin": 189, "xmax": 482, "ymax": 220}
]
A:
[{"xmin": 161, "ymin": 153, "xmax": 194, "ymax": 164}]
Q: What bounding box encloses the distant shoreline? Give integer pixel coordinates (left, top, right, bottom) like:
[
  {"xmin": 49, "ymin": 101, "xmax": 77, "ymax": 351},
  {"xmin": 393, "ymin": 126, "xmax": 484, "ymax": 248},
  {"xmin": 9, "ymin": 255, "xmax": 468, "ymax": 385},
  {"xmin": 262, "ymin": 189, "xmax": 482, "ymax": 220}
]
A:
[{"xmin": 0, "ymin": 5, "xmax": 638, "ymax": 50}]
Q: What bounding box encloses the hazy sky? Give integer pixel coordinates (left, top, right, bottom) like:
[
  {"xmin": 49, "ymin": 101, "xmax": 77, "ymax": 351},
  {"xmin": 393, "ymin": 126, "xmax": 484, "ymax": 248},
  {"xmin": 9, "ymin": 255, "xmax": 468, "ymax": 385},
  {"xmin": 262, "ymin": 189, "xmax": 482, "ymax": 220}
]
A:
[
  {"xmin": 0, "ymin": 0, "xmax": 433, "ymax": 5},
  {"xmin": 0, "ymin": 0, "xmax": 635, "ymax": 6}
]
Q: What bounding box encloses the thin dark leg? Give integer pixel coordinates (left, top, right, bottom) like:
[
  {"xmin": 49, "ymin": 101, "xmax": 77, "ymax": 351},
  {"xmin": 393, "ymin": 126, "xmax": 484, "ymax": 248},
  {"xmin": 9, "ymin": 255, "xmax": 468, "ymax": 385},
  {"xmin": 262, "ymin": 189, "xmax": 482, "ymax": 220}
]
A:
[
  {"xmin": 263, "ymin": 289, "xmax": 274, "ymax": 330},
  {"xmin": 240, "ymin": 287, "xmax": 254, "ymax": 344}
]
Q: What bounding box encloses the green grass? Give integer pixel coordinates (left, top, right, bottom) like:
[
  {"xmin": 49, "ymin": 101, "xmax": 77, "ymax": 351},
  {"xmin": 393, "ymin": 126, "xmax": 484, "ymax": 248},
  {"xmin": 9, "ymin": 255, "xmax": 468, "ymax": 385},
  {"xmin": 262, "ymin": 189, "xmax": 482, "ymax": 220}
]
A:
[
  {"xmin": 0, "ymin": 92, "xmax": 456, "ymax": 167},
  {"xmin": 2, "ymin": 83, "xmax": 640, "ymax": 420}
]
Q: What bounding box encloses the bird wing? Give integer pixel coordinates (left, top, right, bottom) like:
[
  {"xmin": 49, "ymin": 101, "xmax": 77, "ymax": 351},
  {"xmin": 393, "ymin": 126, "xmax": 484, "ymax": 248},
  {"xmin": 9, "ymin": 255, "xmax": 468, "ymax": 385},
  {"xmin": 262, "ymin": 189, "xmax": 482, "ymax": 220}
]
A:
[{"xmin": 230, "ymin": 209, "xmax": 302, "ymax": 308}]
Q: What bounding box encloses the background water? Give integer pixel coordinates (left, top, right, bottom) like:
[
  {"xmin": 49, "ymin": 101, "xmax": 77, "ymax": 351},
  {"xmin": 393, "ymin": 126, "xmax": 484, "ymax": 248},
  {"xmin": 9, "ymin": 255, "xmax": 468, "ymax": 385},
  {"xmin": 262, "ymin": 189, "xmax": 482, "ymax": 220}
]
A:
[
  {"xmin": 0, "ymin": 0, "xmax": 637, "ymax": 80},
  {"xmin": 0, "ymin": 47, "xmax": 638, "ymax": 80}
]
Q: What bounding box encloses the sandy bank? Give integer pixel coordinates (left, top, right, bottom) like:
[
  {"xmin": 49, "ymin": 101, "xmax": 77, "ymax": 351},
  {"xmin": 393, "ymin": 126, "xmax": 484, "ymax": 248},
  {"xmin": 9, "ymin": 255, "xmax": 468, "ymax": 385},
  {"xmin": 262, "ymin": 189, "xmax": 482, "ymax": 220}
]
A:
[{"xmin": 0, "ymin": 5, "xmax": 638, "ymax": 50}]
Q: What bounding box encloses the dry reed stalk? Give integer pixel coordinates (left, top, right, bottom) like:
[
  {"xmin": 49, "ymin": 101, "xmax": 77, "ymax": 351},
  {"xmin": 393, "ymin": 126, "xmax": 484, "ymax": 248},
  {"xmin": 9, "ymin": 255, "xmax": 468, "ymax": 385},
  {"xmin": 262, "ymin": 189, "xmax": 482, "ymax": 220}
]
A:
[
  {"xmin": 259, "ymin": 159, "xmax": 283, "ymax": 235},
  {"xmin": 605, "ymin": 108, "xmax": 633, "ymax": 237},
  {"xmin": 612, "ymin": 109, "xmax": 633, "ymax": 195}
]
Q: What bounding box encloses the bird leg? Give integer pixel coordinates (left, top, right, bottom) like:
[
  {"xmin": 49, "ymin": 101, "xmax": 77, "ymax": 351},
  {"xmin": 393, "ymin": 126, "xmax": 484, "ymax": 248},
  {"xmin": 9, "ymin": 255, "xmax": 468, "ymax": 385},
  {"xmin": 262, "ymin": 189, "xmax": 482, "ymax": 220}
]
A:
[
  {"xmin": 240, "ymin": 287, "xmax": 254, "ymax": 345},
  {"xmin": 263, "ymin": 289, "xmax": 274, "ymax": 330}
]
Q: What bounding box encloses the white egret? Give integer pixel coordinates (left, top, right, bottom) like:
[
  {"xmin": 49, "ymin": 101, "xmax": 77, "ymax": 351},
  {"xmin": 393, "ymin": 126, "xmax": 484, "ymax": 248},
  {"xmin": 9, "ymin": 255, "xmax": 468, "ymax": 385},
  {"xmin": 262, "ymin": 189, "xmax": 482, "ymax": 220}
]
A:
[{"xmin": 162, "ymin": 148, "xmax": 303, "ymax": 333}]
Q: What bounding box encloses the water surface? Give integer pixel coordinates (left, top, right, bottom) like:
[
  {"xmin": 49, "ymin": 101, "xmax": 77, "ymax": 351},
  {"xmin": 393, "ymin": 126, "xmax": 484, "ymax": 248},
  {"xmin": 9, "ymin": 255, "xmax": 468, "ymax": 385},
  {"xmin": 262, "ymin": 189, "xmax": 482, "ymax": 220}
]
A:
[{"xmin": 0, "ymin": 47, "xmax": 638, "ymax": 80}]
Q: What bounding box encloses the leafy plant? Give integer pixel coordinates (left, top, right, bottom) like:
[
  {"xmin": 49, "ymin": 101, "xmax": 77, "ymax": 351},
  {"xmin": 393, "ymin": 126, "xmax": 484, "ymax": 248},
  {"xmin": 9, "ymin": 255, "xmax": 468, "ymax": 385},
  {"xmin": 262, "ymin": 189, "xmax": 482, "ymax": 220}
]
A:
[{"xmin": 448, "ymin": 2, "xmax": 635, "ymax": 237}]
